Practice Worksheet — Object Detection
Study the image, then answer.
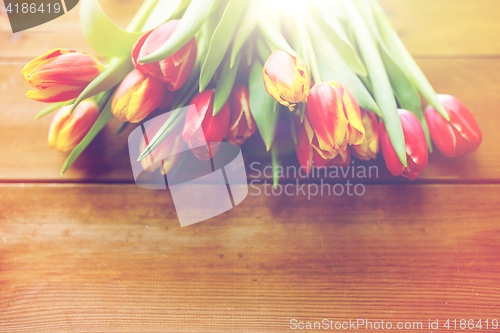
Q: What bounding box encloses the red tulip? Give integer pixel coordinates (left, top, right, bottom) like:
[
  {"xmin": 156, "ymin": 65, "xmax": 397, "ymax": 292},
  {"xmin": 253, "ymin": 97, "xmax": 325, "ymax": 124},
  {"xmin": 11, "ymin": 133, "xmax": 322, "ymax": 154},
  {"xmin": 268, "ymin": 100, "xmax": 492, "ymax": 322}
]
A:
[
  {"xmin": 263, "ymin": 50, "xmax": 310, "ymax": 111},
  {"xmin": 182, "ymin": 90, "xmax": 230, "ymax": 161},
  {"xmin": 380, "ymin": 109, "xmax": 428, "ymax": 180},
  {"xmin": 132, "ymin": 20, "xmax": 197, "ymax": 91},
  {"xmin": 140, "ymin": 119, "xmax": 185, "ymax": 175},
  {"xmin": 226, "ymin": 84, "xmax": 256, "ymax": 146},
  {"xmin": 48, "ymin": 100, "xmax": 99, "ymax": 152},
  {"xmin": 351, "ymin": 109, "xmax": 380, "ymax": 161},
  {"xmin": 294, "ymin": 116, "xmax": 314, "ymax": 174},
  {"xmin": 111, "ymin": 70, "xmax": 168, "ymax": 123},
  {"xmin": 295, "ymin": 115, "xmax": 351, "ymax": 173},
  {"xmin": 305, "ymin": 82, "xmax": 364, "ymax": 160},
  {"xmin": 425, "ymin": 94, "xmax": 482, "ymax": 158},
  {"xmin": 22, "ymin": 48, "xmax": 104, "ymax": 103}
]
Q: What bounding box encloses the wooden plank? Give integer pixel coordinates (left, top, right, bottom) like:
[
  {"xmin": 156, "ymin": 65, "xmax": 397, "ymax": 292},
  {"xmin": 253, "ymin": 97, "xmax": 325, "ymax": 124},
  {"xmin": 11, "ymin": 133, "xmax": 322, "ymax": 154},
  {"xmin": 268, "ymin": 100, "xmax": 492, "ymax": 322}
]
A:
[
  {"xmin": 378, "ymin": 0, "xmax": 500, "ymax": 56},
  {"xmin": 0, "ymin": 184, "xmax": 499, "ymax": 332},
  {"xmin": 1, "ymin": 0, "xmax": 500, "ymax": 59},
  {"xmin": 1, "ymin": 58, "xmax": 498, "ymax": 182},
  {"xmin": 0, "ymin": 0, "xmax": 141, "ymax": 59}
]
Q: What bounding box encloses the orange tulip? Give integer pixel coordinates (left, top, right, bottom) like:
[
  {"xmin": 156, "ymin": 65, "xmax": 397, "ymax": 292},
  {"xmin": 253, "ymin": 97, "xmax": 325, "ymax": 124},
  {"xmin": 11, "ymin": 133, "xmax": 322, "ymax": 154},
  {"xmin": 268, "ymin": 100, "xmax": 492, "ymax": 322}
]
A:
[
  {"xmin": 263, "ymin": 50, "xmax": 310, "ymax": 111},
  {"xmin": 132, "ymin": 20, "xmax": 197, "ymax": 91},
  {"xmin": 111, "ymin": 70, "xmax": 168, "ymax": 123},
  {"xmin": 226, "ymin": 84, "xmax": 257, "ymax": 146},
  {"xmin": 305, "ymin": 82, "xmax": 364, "ymax": 160},
  {"xmin": 48, "ymin": 100, "xmax": 99, "ymax": 153},
  {"xmin": 22, "ymin": 49, "xmax": 104, "ymax": 103},
  {"xmin": 351, "ymin": 109, "xmax": 380, "ymax": 161}
]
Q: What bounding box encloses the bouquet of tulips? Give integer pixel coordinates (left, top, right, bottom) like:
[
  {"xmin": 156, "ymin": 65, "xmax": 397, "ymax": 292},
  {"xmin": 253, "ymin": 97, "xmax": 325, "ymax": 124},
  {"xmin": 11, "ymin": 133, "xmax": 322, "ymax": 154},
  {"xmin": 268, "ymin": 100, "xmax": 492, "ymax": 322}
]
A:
[{"xmin": 22, "ymin": 0, "xmax": 482, "ymax": 183}]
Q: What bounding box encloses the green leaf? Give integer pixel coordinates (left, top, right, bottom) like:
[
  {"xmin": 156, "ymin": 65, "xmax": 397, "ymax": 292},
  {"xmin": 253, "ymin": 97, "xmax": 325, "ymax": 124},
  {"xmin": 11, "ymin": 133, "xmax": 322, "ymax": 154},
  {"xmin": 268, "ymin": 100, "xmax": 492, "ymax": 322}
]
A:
[
  {"xmin": 342, "ymin": 0, "xmax": 406, "ymax": 166},
  {"xmin": 213, "ymin": 53, "xmax": 241, "ymax": 115},
  {"xmin": 271, "ymin": 140, "xmax": 280, "ymax": 188},
  {"xmin": 258, "ymin": 15, "xmax": 297, "ymax": 57},
  {"xmin": 33, "ymin": 101, "xmax": 71, "ymax": 120},
  {"xmin": 230, "ymin": 0, "xmax": 266, "ymax": 68},
  {"xmin": 116, "ymin": 122, "xmax": 129, "ymax": 135},
  {"xmin": 140, "ymin": 0, "xmax": 185, "ymax": 31},
  {"xmin": 137, "ymin": 108, "xmax": 186, "ymax": 162},
  {"xmin": 199, "ymin": 0, "xmax": 249, "ymax": 91},
  {"xmin": 306, "ymin": 15, "xmax": 381, "ymax": 117},
  {"xmin": 70, "ymin": 56, "xmax": 133, "ymax": 114},
  {"xmin": 255, "ymin": 36, "xmax": 272, "ymax": 62},
  {"xmin": 60, "ymin": 91, "xmax": 115, "ymax": 175},
  {"xmin": 80, "ymin": 0, "xmax": 144, "ymax": 57},
  {"xmin": 246, "ymin": 37, "xmax": 254, "ymax": 67},
  {"xmin": 138, "ymin": 0, "xmax": 218, "ymax": 64},
  {"xmin": 371, "ymin": 0, "xmax": 449, "ymax": 121},
  {"xmin": 355, "ymin": 1, "xmax": 432, "ymax": 151},
  {"xmin": 313, "ymin": 0, "xmax": 367, "ymax": 77},
  {"xmin": 249, "ymin": 61, "xmax": 280, "ymax": 151}
]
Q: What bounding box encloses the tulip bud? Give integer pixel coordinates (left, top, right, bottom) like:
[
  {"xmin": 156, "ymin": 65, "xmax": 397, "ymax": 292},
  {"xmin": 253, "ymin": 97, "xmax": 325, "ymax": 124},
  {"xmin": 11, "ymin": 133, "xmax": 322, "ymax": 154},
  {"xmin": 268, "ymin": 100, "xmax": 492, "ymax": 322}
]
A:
[
  {"xmin": 111, "ymin": 70, "xmax": 168, "ymax": 123},
  {"xmin": 305, "ymin": 82, "xmax": 365, "ymax": 160},
  {"xmin": 182, "ymin": 90, "xmax": 230, "ymax": 161},
  {"xmin": 140, "ymin": 120, "xmax": 185, "ymax": 175},
  {"xmin": 295, "ymin": 116, "xmax": 314, "ymax": 174},
  {"xmin": 380, "ymin": 109, "xmax": 428, "ymax": 180},
  {"xmin": 132, "ymin": 20, "xmax": 197, "ymax": 91},
  {"xmin": 48, "ymin": 100, "xmax": 99, "ymax": 153},
  {"xmin": 425, "ymin": 94, "xmax": 482, "ymax": 158},
  {"xmin": 226, "ymin": 84, "xmax": 257, "ymax": 146},
  {"xmin": 22, "ymin": 49, "xmax": 105, "ymax": 103},
  {"xmin": 351, "ymin": 109, "xmax": 380, "ymax": 161},
  {"xmin": 263, "ymin": 50, "xmax": 310, "ymax": 111}
]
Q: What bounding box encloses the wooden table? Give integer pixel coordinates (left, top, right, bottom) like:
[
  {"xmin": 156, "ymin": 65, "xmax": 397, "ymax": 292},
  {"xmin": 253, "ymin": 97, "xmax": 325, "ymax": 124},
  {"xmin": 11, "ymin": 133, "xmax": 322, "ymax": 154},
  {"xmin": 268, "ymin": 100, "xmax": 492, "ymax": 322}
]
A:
[{"xmin": 1, "ymin": 1, "xmax": 499, "ymax": 331}]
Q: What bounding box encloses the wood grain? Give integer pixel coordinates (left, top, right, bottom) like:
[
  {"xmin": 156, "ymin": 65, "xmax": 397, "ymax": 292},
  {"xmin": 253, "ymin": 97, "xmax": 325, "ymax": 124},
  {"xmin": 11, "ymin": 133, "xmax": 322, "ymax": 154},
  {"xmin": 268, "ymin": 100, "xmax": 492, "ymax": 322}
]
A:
[
  {"xmin": 1, "ymin": 0, "xmax": 500, "ymax": 59},
  {"xmin": 1, "ymin": 184, "xmax": 499, "ymax": 332}
]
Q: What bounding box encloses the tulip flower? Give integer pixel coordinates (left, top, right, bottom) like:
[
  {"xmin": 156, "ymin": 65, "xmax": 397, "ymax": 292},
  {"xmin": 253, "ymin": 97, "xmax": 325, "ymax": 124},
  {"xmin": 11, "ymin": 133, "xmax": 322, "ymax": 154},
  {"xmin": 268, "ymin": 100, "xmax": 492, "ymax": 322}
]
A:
[
  {"xmin": 305, "ymin": 82, "xmax": 365, "ymax": 160},
  {"xmin": 351, "ymin": 109, "xmax": 380, "ymax": 161},
  {"xmin": 111, "ymin": 70, "xmax": 168, "ymax": 123},
  {"xmin": 132, "ymin": 20, "xmax": 197, "ymax": 91},
  {"xmin": 140, "ymin": 120, "xmax": 185, "ymax": 175},
  {"xmin": 295, "ymin": 116, "xmax": 351, "ymax": 173},
  {"xmin": 263, "ymin": 50, "xmax": 310, "ymax": 111},
  {"xmin": 48, "ymin": 100, "xmax": 99, "ymax": 153},
  {"xmin": 295, "ymin": 116, "xmax": 314, "ymax": 174},
  {"xmin": 380, "ymin": 109, "xmax": 428, "ymax": 180},
  {"xmin": 22, "ymin": 48, "xmax": 104, "ymax": 103},
  {"xmin": 226, "ymin": 84, "xmax": 257, "ymax": 146},
  {"xmin": 425, "ymin": 94, "xmax": 482, "ymax": 158},
  {"xmin": 182, "ymin": 90, "xmax": 230, "ymax": 161}
]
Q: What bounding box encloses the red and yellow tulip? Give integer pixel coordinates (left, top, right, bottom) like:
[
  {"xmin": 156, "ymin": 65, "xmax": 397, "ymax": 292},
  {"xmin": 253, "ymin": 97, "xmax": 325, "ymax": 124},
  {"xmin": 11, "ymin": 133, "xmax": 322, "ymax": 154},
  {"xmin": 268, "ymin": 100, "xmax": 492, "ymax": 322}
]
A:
[
  {"xmin": 226, "ymin": 84, "xmax": 257, "ymax": 146},
  {"xmin": 22, "ymin": 49, "xmax": 104, "ymax": 103},
  {"xmin": 48, "ymin": 100, "xmax": 99, "ymax": 153},
  {"xmin": 111, "ymin": 69, "xmax": 167, "ymax": 123},
  {"xmin": 351, "ymin": 109, "xmax": 380, "ymax": 161},
  {"xmin": 263, "ymin": 50, "xmax": 310, "ymax": 111},
  {"xmin": 305, "ymin": 82, "xmax": 364, "ymax": 160}
]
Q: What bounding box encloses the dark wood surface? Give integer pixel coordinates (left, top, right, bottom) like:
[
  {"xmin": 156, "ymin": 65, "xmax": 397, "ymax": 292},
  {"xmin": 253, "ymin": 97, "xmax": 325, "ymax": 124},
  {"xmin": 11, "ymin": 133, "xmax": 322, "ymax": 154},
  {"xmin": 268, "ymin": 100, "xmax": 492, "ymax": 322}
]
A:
[{"xmin": 1, "ymin": 0, "xmax": 499, "ymax": 331}]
